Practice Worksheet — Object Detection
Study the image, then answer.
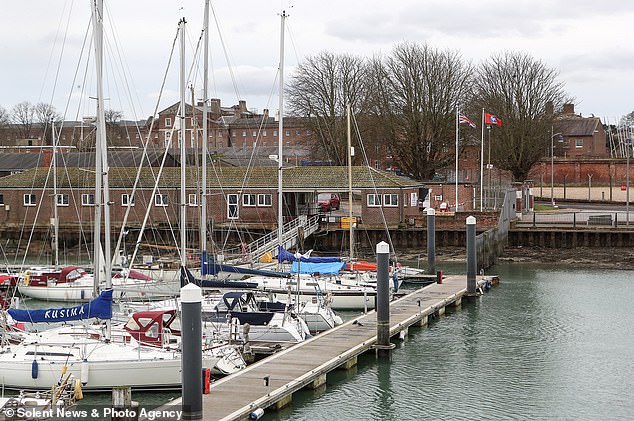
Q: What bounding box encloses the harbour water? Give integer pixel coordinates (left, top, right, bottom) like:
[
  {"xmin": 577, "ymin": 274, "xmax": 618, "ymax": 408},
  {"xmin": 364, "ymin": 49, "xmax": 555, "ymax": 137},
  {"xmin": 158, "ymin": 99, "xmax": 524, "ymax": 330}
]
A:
[{"xmin": 264, "ymin": 262, "xmax": 634, "ymax": 421}]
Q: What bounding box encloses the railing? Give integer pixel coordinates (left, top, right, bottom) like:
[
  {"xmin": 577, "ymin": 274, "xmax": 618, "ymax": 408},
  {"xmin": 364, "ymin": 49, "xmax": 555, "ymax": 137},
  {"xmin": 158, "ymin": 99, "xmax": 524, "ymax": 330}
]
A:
[
  {"xmin": 516, "ymin": 211, "xmax": 634, "ymax": 228},
  {"xmin": 245, "ymin": 215, "xmax": 320, "ymax": 261},
  {"xmin": 475, "ymin": 188, "xmax": 516, "ymax": 270}
]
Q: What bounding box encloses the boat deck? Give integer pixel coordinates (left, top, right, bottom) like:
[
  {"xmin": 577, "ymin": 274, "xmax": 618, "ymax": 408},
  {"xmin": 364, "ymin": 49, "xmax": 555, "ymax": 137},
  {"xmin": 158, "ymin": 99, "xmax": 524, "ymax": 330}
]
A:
[{"xmin": 149, "ymin": 274, "xmax": 495, "ymax": 421}]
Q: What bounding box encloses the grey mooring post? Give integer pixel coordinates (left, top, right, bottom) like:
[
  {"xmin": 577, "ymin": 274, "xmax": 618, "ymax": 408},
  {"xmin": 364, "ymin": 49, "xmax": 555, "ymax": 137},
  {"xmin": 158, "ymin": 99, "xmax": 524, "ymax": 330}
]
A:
[
  {"xmin": 426, "ymin": 208, "xmax": 436, "ymax": 275},
  {"xmin": 466, "ymin": 216, "xmax": 477, "ymax": 294},
  {"xmin": 375, "ymin": 241, "xmax": 394, "ymax": 357},
  {"xmin": 181, "ymin": 282, "xmax": 203, "ymax": 420}
]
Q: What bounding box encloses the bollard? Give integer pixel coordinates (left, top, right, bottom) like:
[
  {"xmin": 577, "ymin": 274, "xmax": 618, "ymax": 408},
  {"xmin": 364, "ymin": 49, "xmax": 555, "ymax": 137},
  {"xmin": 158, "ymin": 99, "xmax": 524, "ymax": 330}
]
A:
[
  {"xmin": 111, "ymin": 386, "xmax": 138, "ymax": 421},
  {"xmin": 426, "ymin": 208, "xmax": 436, "ymax": 275},
  {"xmin": 436, "ymin": 270, "xmax": 442, "ymax": 284},
  {"xmin": 466, "ymin": 216, "xmax": 477, "ymax": 294},
  {"xmin": 375, "ymin": 241, "xmax": 394, "ymax": 357},
  {"xmin": 181, "ymin": 282, "xmax": 203, "ymax": 420}
]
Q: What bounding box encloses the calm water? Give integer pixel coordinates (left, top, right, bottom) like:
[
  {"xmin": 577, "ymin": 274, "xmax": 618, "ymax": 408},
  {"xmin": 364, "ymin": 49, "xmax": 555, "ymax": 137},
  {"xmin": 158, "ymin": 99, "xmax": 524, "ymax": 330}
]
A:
[{"xmin": 264, "ymin": 263, "xmax": 634, "ymax": 421}]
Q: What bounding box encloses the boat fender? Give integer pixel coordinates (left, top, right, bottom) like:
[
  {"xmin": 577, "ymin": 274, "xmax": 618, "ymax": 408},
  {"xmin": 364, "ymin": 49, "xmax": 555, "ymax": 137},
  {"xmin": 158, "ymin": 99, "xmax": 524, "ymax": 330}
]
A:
[
  {"xmin": 485, "ymin": 279, "xmax": 491, "ymax": 290},
  {"xmin": 392, "ymin": 272, "xmax": 399, "ymax": 292},
  {"xmin": 81, "ymin": 289, "xmax": 85, "ymax": 300},
  {"xmin": 249, "ymin": 408, "xmax": 264, "ymax": 420},
  {"xmin": 24, "ymin": 271, "xmax": 31, "ymax": 286},
  {"xmin": 31, "ymin": 359, "xmax": 38, "ymax": 379},
  {"xmin": 74, "ymin": 378, "xmax": 84, "ymax": 400},
  {"xmin": 80, "ymin": 360, "xmax": 89, "ymax": 385},
  {"xmin": 202, "ymin": 368, "xmax": 211, "ymax": 394}
]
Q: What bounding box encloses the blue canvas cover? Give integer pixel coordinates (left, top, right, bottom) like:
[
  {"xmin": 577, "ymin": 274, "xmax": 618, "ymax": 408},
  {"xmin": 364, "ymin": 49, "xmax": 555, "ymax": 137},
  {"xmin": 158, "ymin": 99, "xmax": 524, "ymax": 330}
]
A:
[
  {"xmin": 8, "ymin": 289, "xmax": 113, "ymax": 323},
  {"xmin": 278, "ymin": 246, "xmax": 342, "ymax": 264},
  {"xmin": 290, "ymin": 261, "xmax": 346, "ymax": 275}
]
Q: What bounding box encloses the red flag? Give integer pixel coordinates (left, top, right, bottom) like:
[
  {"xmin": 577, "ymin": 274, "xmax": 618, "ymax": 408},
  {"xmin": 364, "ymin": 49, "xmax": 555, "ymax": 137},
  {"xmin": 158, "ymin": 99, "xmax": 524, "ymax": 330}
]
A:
[{"xmin": 485, "ymin": 113, "xmax": 502, "ymax": 126}]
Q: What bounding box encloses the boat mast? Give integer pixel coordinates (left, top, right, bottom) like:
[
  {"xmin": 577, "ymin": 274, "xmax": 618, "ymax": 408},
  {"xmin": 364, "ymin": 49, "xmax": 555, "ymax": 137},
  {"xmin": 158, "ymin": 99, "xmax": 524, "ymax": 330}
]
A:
[
  {"xmin": 201, "ymin": 0, "xmax": 209, "ymax": 278},
  {"xmin": 91, "ymin": 0, "xmax": 110, "ymax": 295},
  {"xmin": 347, "ymin": 103, "xmax": 354, "ymax": 261},
  {"xmin": 179, "ymin": 17, "xmax": 187, "ymax": 271},
  {"xmin": 277, "ymin": 11, "xmax": 286, "ymax": 261},
  {"xmin": 92, "ymin": 0, "xmax": 111, "ymax": 340},
  {"xmin": 51, "ymin": 119, "xmax": 59, "ymax": 270}
]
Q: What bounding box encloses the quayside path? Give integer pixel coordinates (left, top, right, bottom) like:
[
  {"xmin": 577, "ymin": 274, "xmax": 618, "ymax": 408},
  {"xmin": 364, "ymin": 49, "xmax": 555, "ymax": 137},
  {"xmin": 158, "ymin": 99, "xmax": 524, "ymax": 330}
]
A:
[{"xmin": 151, "ymin": 274, "xmax": 496, "ymax": 421}]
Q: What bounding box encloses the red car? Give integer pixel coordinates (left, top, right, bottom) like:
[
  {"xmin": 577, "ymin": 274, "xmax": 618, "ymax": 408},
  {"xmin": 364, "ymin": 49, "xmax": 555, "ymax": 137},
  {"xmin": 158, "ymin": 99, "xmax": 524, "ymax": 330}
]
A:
[{"xmin": 318, "ymin": 193, "xmax": 340, "ymax": 211}]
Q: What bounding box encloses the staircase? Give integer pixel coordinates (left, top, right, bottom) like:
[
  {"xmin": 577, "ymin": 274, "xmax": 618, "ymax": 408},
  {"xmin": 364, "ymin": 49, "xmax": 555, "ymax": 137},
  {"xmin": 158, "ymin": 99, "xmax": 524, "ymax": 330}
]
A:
[{"xmin": 245, "ymin": 215, "xmax": 320, "ymax": 262}]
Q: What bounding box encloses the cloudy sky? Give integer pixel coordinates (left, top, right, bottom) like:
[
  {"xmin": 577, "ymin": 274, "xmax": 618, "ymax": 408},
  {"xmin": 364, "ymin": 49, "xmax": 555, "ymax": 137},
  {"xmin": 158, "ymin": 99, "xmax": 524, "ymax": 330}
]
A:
[{"xmin": 2, "ymin": 0, "xmax": 633, "ymax": 124}]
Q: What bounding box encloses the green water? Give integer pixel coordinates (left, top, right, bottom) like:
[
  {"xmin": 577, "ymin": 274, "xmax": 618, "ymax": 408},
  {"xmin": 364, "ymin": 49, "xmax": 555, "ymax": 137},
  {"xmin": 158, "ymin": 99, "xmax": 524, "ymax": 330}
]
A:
[{"xmin": 265, "ymin": 263, "xmax": 634, "ymax": 420}]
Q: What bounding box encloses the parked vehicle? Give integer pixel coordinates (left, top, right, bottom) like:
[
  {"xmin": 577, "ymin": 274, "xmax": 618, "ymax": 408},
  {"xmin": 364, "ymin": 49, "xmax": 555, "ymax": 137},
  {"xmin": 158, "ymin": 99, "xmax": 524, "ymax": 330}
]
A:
[{"xmin": 317, "ymin": 193, "xmax": 340, "ymax": 211}]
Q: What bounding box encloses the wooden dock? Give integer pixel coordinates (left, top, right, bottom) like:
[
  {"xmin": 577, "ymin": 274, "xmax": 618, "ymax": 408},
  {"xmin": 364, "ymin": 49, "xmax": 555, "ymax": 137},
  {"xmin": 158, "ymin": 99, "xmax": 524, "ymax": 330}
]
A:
[{"xmin": 150, "ymin": 274, "xmax": 496, "ymax": 421}]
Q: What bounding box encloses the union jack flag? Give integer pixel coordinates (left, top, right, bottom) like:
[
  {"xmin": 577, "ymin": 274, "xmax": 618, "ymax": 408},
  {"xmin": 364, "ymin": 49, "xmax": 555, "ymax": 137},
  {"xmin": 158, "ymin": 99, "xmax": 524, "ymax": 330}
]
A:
[{"xmin": 459, "ymin": 114, "xmax": 476, "ymax": 128}]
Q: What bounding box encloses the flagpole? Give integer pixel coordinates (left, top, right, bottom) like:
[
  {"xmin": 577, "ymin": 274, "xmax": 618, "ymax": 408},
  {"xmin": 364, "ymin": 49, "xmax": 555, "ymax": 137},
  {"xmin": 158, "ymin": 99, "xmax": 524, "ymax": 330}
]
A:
[
  {"xmin": 480, "ymin": 108, "xmax": 485, "ymax": 212},
  {"xmin": 455, "ymin": 108, "xmax": 459, "ymax": 212}
]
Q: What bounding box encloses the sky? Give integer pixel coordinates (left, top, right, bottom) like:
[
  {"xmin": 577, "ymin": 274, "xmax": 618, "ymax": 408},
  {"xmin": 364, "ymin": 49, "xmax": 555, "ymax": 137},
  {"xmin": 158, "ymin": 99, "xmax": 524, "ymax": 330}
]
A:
[{"xmin": 1, "ymin": 0, "xmax": 633, "ymax": 125}]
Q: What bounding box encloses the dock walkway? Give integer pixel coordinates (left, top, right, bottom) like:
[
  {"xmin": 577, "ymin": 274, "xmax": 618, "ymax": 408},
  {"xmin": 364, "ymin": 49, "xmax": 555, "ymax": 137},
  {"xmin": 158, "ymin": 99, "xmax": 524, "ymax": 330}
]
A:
[{"xmin": 152, "ymin": 275, "xmax": 493, "ymax": 421}]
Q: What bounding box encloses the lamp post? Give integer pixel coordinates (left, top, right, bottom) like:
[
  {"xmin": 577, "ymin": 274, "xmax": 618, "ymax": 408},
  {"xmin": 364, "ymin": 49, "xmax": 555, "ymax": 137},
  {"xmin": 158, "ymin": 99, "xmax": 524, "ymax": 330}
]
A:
[{"xmin": 551, "ymin": 128, "xmax": 562, "ymax": 208}]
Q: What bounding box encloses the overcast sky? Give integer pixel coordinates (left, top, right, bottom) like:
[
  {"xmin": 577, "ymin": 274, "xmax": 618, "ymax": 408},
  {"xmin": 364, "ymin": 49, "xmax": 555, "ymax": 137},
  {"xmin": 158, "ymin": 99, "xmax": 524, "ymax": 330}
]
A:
[{"xmin": 2, "ymin": 0, "xmax": 632, "ymax": 124}]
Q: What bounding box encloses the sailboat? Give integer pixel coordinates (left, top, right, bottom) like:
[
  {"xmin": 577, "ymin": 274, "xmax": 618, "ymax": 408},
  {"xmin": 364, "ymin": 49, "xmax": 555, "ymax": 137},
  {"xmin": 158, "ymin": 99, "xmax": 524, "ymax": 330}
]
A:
[
  {"xmin": 1, "ymin": 290, "xmax": 245, "ymax": 390},
  {"xmin": 0, "ymin": 3, "xmax": 246, "ymax": 391}
]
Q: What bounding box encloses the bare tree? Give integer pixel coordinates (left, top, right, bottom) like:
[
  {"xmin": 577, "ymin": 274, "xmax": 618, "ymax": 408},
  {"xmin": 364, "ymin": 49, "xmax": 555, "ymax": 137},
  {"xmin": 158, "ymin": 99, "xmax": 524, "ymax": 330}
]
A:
[
  {"xmin": 105, "ymin": 109, "xmax": 125, "ymax": 146},
  {"xmin": 471, "ymin": 52, "xmax": 568, "ymax": 181},
  {"xmin": 620, "ymin": 111, "xmax": 634, "ymax": 128},
  {"xmin": 286, "ymin": 51, "xmax": 371, "ymax": 165},
  {"xmin": 0, "ymin": 106, "xmax": 10, "ymax": 128},
  {"xmin": 34, "ymin": 102, "xmax": 61, "ymax": 145},
  {"xmin": 368, "ymin": 42, "xmax": 474, "ymax": 180},
  {"xmin": 11, "ymin": 101, "xmax": 35, "ymax": 140}
]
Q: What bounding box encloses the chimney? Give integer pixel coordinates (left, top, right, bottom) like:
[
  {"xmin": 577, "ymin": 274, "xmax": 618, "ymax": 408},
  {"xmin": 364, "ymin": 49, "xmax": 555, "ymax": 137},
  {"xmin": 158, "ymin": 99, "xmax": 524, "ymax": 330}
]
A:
[
  {"xmin": 41, "ymin": 149, "xmax": 53, "ymax": 168},
  {"xmin": 263, "ymin": 109, "xmax": 269, "ymax": 120},
  {"xmin": 238, "ymin": 100, "xmax": 247, "ymax": 114},
  {"xmin": 210, "ymin": 98, "xmax": 221, "ymax": 115},
  {"xmin": 563, "ymin": 103, "xmax": 575, "ymax": 114}
]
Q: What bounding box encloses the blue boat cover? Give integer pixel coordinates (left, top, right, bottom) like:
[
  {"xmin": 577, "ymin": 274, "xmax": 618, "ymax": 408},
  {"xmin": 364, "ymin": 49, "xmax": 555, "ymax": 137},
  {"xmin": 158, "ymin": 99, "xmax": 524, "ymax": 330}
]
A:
[
  {"xmin": 290, "ymin": 261, "xmax": 346, "ymax": 275},
  {"xmin": 8, "ymin": 289, "xmax": 113, "ymax": 323},
  {"xmin": 278, "ymin": 246, "xmax": 342, "ymax": 264}
]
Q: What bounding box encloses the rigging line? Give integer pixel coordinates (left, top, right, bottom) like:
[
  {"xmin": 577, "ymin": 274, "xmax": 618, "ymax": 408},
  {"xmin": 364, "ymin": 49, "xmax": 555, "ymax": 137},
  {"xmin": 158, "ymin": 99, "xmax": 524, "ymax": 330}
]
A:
[
  {"xmin": 351, "ymin": 112, "xmax": 396, "ymax": 257},
  {"xmin": 125, "ymin": 28, "xmax": 181, "ymax": 271},
  {"xmin": 38, "ymin": 0, "xmax": 74, "ymax": 105},
  {"xmin": 210, "ymin": 2, "xmax": 242, "ymax": 101}
]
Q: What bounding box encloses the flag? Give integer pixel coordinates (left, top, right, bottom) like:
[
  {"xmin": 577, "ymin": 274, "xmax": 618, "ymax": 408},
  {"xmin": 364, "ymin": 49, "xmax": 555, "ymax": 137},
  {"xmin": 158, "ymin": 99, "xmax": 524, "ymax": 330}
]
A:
[
  {"xmin": 459, "ymin": 114, "xmax": 476, "ymax": 128},
  {"xmin": 485, "ymin": 113, "xmax": 502, "ymax": 126}
]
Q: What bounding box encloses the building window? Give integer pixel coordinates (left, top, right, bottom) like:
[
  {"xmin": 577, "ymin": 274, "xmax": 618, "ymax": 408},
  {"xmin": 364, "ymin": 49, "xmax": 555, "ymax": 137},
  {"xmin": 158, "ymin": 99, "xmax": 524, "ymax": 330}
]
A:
[
  {"xmin": 258, "ymin": 194, "xmax": 272, "ymax": 207},
  {"xmin": 296, "ymin": 130, "xmax": 301, "ymax": 136},
  {"xmin": 81, "ymin": 193, "xmax": 95, "ymax": 206},
  {"xmin": 154, "ymin": 194, "xmax": 169, "ymax": 207},
  {"xmin": 384, "ymin": 194, "xmax": 398, "ymax": 207},
  {"xmin": 262, "ymin": 130, "xmax": 267, "ymax": 137},
  {"xmin": 56, "ymin": 194, "xmax": 69, "ymax": 207},
  {"xmin": 24, "ymin": 194, "xmax": 37, "ymax": 206},
  {"xmin": 285, "ymin": 130, "xmax": 290, "ymax": 137},
  {"xmin": 273, "ymin": 130, "xmax": 277, "ymax": 137},
  {"xmin": 188, "ymin": 193, "xmax": 197, "ymax": 206},
  {"xmin": 242, "ymin": 131, "xmax": 247, "ymax": 137},
  {"xmin": 367, "ymin": 194, "xmax": 382, "ymax": 207},
  {"xmin": 252, "ymin": 131, "xmax": 257, "ymax": 137},
  {"xmin": 0, "ymin": 194, "xmax": 4, "ymax": 205},
  {"xmin": 232, "ymin": 131, "xmax": 236, "ymax": 137},
  {"xmin": 575, "ymin": 139, "xmax": 583, "ymax": 148},
  {"xmin": 165, "ymin": 117, "xmax": 172, "ymax": 127},
  {"xmin": 122, "ymin": 194, "xmax": 135, "ymax": 207},
  {"xmin": 165, "ymin": 131, "xmax": 171, "ymax": 142},
  {"xmin": 242, "ymin": 194, "xmax": 256, "ymax": 207}
]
